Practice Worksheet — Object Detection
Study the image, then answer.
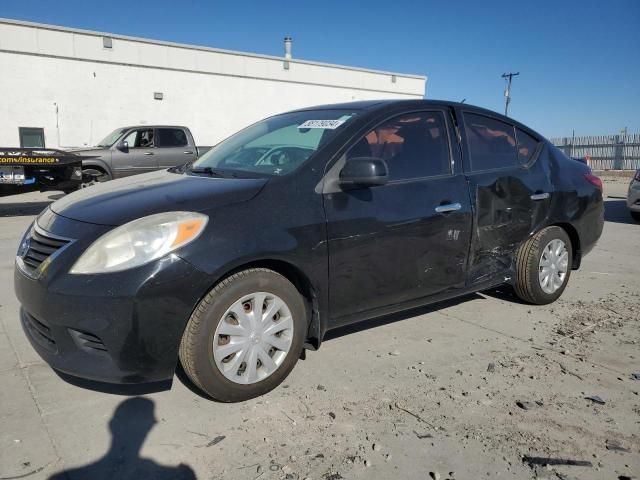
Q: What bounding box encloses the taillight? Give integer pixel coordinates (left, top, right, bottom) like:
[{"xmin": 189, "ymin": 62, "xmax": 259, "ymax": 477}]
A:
[{"xmin": 584, "ymin": 173, "xmax": 603, "ymax": 192}]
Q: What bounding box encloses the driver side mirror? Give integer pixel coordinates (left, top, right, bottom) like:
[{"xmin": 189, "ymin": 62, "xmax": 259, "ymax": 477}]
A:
[
  {"xmin": 116, "ymin": 140, "xmax": 129, "ymax": 152},
  {"xmin": 338, "ymin": 157, "xmax": 388, "ymax": 189}
]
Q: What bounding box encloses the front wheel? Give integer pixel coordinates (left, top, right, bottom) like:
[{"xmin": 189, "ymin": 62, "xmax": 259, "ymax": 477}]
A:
[
  {"xmin": 81, "ymin": 167, "xmax": 111, "ymax": 188},
  {"xmin": 514, "ymin": 226, "xmax": 572, "ymax": 305},
  {"xmin": 179, "ymin": 268, "xmax": 307, "ymax": 402}
]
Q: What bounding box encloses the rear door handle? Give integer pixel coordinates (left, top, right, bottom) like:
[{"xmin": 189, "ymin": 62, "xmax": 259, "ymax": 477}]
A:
[
  {"xmin": 143, "ymin": 152, "xmax": 154, "ymax": 156},
  {"xmin": 435, "ymin": 202, "xmax": 462, "ymax": 213},
  {"xmin": 183, "ymin": 151, "xmax": 194, "ymax": 154},
  {"xmin": 530, "ymin": 192, "xmax": 550, "ymax": 201}
]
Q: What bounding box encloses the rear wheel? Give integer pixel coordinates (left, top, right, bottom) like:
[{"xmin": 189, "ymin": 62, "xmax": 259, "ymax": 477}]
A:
[
  {"xmin": 514, "ymin": 226, "xmax": 572, "ymax": 305},
  {"xmin": 179, "ymin": 268, "xmax": 307, "ymax": 402},
  {"xmin": 631, "ymin": 210, "xmax": 640, "ymax": 222}
]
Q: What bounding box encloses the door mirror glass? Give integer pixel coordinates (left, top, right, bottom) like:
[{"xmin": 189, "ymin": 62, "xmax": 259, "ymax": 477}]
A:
[
  {"xmin": 116, "ymin": 140, "xmax": 129, "ymax": 152},
  {"xmin": 339, "ymin": 157, "xmax": 388, "ymax": 189}
]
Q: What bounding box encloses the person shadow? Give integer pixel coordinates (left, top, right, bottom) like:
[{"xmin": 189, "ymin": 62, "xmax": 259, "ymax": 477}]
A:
[{"xmin": 47, "ymin": 397, "xmax": 196, "ymax": 480}]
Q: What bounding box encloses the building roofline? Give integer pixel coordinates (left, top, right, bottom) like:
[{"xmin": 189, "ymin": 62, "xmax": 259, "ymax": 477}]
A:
[{"xmin": 0, "ymin": 17, "xmax": 427, "ymax": 81}]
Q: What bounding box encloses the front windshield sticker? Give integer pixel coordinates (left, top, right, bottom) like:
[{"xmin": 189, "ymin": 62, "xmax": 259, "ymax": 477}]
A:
[{"xmin": 298, "ymin": 119, "xmax": 346, "ymax": 130}]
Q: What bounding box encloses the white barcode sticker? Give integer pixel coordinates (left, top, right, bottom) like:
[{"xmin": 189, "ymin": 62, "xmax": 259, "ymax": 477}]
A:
[{"xmin": 298, "ymin": 119, "xmax": 346, "ymax": 129}]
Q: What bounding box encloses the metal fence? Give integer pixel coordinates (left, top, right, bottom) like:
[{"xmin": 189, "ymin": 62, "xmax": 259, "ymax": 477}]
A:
[{"xmin": 550, "ymin": 133, "xmax": 640, "ymax": 170}]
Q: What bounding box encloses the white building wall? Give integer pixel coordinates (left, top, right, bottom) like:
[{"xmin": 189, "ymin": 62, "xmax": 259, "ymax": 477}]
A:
[{"xmin": 0, "ymin": 19, "xmax": 426, "ymax": 148}]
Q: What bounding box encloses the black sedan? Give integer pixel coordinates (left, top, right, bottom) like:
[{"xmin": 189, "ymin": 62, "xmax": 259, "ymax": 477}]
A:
[{"xmin": 14, "ymin": 100, "xmax": 604, "ymax": 402}]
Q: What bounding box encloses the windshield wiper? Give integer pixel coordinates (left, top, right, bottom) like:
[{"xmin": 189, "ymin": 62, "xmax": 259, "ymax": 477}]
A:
[{"xmin": 190, "ymin": 166, "xmax": 225, "ymax": 177}]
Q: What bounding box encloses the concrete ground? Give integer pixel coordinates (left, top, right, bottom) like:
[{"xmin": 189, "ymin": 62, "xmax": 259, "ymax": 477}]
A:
[{"xmin": 0, "ymin": 178, "xmax": 638, "ymax": 480}]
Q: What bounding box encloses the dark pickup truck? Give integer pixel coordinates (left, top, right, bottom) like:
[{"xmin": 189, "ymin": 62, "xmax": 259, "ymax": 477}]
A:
[{"xmin": 71, "ymin": 126, "xmax": 211, "ymax": 183}]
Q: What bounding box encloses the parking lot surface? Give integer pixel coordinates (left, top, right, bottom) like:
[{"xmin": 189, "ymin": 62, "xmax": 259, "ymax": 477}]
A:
[{"xmin": 1, "ymin": 178, "xmax": 638, "ymax": 480}]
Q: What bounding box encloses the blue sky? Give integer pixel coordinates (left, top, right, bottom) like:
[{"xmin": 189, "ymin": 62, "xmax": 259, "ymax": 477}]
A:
[{"xmin": 1, "ymin": 0, "xmax": 638, "ymax": 137}]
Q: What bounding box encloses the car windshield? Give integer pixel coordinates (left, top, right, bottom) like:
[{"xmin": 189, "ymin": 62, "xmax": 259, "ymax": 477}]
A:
[
  {"xmin": 190, "ymin": 110, "xmax": 357, "ymax": 176},
  {"xmin": 96, "ymin": 128, "xmax": 127, "ymax": 147}
]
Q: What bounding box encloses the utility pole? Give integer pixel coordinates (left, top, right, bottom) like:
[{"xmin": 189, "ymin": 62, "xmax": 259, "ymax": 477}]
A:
[{"xmin": 502, "ymin": 72, "xmax": 520, "ymax": 116}]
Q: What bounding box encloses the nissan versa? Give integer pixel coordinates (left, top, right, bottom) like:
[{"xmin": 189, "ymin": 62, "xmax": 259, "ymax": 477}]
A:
[{"xmin": 15, "ymin": 100, "xmax": 604, "ymax": 402}]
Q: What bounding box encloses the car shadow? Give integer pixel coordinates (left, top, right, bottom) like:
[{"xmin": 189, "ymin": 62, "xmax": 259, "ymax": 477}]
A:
[
  {"xmin": 324, "ymin": 292, "xmax": 484, "ymax": 342},
  {"xmin": 604, "ymin": 198, "xmax": 636, "ymax": 225},
  {"xmin": 46, "ymin": 397, "xmax": 197, "ymax": 480},
  {"xmin": 174, "ymin": 363, "xmax": 215, "ymax": 401},
  {"xmin": 481, "ymin": 284, "xmax": 532, "ymax": 304},
  {"xmin": 54, "ymin": 370, "xmax": 172, "ymax": 395}
]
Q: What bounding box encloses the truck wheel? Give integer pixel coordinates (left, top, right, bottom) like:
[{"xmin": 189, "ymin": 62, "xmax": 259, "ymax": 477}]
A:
[
  {"xmin": 179, "ymin": 268, "xmax": 307, "ymax": 402},
  {"xmin": 514, "ymin": 226, "xmax": 572, "ymax": 305},
  {"xmin": 81, "ymin": 167, "xmax": 111, "ymax": 187},
  {"xmin": 631, "ymin": 210, "xmax": 640, "ymax": 222}
]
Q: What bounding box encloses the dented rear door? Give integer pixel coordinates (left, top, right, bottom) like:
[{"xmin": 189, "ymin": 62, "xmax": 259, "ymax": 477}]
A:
[{"xmin": 458, "ymin": 110, "xmax": 551, "ymax": 285}]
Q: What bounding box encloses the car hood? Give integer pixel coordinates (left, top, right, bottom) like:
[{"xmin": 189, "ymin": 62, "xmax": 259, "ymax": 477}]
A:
[
  {"xmin": 50, "ymin": 169, "xmax": 268, "ymax": 226},
  {"xmin": 65, "ymin": 147, "xmax": 110, "ymax": 155}
]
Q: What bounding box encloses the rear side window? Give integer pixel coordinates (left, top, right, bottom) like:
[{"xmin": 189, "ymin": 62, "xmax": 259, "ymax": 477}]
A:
[
  {"xmin": 156, "ymin": 128, "xmax": 188, "ymax": 147},
  {"xmin": 463, "ymin": 113, "xmax": 517, "ymax": 171},
  {"xmin": 516, "ymin": 128, "xmax": 539, "ymax": 164},
  {"xmin": 348, "ymin": 111, "xmax": 451, "ymax": 180}
]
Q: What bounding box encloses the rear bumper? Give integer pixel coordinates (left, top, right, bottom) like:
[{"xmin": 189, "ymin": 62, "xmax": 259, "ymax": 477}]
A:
[
  {"xmin": 570, "ymin": 190, "xmax": 604, "ymax": 263},
  {"xmin": 15, "ymin": 252, "xmax": 212, "ymax": 384}
]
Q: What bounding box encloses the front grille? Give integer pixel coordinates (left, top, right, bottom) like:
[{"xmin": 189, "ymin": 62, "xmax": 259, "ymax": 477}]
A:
[
  {"xmin": 21, "ymin": 227, "xmax": 71, "ymax": 272},
  {"xmin": 69, "ymin": 329, "xmax": 108, "ymax": 353},
  {"xmin": 22, "ymin": 310, "xmax": 57, "ymax": 353}
]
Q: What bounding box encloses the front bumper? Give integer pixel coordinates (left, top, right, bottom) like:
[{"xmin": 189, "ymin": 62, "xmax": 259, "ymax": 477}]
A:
[
  {"xmin": 14, "ymin": 210, "xmax": 212, "ymax": 384},
  {"xmin": 627, "ymin": 180, "xmax": 640, "ymax": 212}
]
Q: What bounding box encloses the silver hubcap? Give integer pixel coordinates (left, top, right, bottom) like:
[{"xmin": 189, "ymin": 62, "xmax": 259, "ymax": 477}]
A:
[
  {"xmin": 538, "ymin": 239, "xmax": 569, "ymax": 294},
  {"xmin": 213, "ymin": 292, "xmax": 293, "ymax": 385}
]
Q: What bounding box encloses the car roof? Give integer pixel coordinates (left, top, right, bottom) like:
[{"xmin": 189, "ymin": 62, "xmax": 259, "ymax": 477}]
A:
[
  {"xmin": 290, "ymin": 99, "xmax": 543, "ymax": 138},
  {"xmin": 120, "ymin": 125, "xmax": 189, "ymax": 130},
  {"xmin": 291, "ymin": 99, "xmax": 477, "ymax": 112}
]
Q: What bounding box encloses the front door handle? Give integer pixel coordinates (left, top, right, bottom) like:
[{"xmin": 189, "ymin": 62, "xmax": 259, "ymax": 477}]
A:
[
  {"xmin": 183, "ymin": 151, "xmax": 194, "ymax": 154},
  {"xmin": 435, "ymin": 202, "xmax": 462, "ymax": 213},
  {"xmin": 143, "ymin": 152, "xmax": 154, "ymax": 156},
  {"xmin": 530, "ymin": 192, "xmax": 550, "ymax": 201}
]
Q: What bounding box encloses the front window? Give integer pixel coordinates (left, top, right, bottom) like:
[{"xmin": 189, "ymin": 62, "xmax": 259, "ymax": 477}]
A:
[
  {"xmin": 348, "ymin": 111, "xmax": 452, "ymax": 180},
  {"xmin": 191, "ymin": 110, "xmax": 357, "ymax": 176},
  {"xmin": 96, "ymin": 128, "xmax": 127, "ymax": 147},
  {"xmin": 123, "ymin": 129, "xmax": 155, "ymax": 148}
]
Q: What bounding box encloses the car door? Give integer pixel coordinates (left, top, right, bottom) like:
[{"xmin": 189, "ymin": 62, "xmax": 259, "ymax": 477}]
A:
[
  {"xmin": 110, "ymin": 128, "xmax": 158, "ymax": 178},
  {"xmin": 458, "ymin": 110, "xmax": 551, "ymax": 285},
  {"xmin": 323, "ymin": 109, "xmax": 473, "ymax": 323},
  {"xmin": 154, "ymin": 128, "xmax": 197, "ymax": 169}
]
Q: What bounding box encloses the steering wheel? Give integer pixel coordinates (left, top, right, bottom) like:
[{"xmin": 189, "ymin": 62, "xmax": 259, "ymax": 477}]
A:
[{"xmin": 264, "ymin": 148, "xmax": 293, "ymax": 166}]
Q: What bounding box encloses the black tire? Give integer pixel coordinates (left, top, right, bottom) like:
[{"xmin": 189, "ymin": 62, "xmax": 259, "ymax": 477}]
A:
[
  {"xmin": 179, "ymin": 268, "xmax": 307, "ymax": 402},
  {"xmin": 631, "ymin": 210, "xmax": 640, "ymax": 222},
  {"xmin": 514, "ymin": 226, "xmax": 572, "ymax": 305},
  {"xmin": 81, "ymin": 167, "xmax": 111, "ymax": 187}
]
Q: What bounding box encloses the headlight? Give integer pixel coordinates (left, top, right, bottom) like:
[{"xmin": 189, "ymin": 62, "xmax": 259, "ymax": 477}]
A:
[{"xmin": 70, "ymin": 212, "xmax": 208, "ymax": 274}]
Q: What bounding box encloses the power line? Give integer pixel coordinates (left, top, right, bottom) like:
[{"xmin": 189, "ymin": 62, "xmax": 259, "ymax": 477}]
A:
[{"xmin": 502, "ymin": 72, "xmax": 520, "ymax": 116}]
